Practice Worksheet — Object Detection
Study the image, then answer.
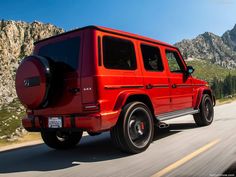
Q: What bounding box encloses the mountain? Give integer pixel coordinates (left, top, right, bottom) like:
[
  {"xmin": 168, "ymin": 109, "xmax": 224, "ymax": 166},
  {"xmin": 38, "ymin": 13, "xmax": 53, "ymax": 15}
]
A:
[
  {"xmin": 0, "ymin": 20, "xmax": 64, "ymax": 107},
  {"xmin": 222, "ymin": 25, "xmax": 236, "ymax": 51},
  {"xmin": 175, "ymin": 24, "xmax": 236, "ymax": 68}
]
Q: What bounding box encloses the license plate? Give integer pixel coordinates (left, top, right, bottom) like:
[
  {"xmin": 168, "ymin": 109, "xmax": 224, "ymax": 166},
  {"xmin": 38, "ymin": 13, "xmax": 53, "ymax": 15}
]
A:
[{"xmin": 48, "ymin": 117, "xmax": 62, "ymax": 128}]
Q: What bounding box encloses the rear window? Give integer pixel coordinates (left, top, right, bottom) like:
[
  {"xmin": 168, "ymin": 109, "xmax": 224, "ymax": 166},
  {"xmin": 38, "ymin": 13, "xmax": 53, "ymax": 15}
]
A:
[
  {"xmin": 38, "ymin": 36, "xmax": 80, "ymax": 71},
  {"xmin": 103, "ymin": 36, "xmax": 136, "ymax": 70}
]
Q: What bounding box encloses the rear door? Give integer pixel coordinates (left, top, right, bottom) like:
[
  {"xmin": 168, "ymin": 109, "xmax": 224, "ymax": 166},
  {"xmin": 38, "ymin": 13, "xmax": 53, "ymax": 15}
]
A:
[
  {"xmin": 97, "ymin": 35, "xmax": 143, "ymax": 114},
  {"xmin": 34, "ymin": 31, "xmax": 83, "ymax": 115},
  {"xmin": 139, "ymin": 43, "xmax": 171, "ymax": 115},
  {"xmin": 165, "ymin": 48, "xmax": 193, "ymax": 111}
]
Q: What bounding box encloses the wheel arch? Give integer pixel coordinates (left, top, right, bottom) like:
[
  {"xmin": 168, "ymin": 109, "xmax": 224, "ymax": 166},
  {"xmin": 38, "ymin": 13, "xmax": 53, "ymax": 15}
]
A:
[
  {"xmin": 125, "ymin": 95, "xmax": 154, "ymax": 115},
  {"xmin": 194, "ymin": 87, "xmax": 215, "ymax": 109},
  {"xmin": 113, "ymin": 91, "xmax": 154, "ymax": 115},
  {"xmin": 113, "ymin": 92, "xmax": 154, "ymax": 112}
]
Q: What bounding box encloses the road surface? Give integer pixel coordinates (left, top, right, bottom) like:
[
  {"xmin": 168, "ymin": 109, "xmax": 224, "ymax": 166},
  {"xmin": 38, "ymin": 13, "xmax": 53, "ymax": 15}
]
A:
[{"xmin": 0, "ymin": 102, "xmax": 236, "ymax": 177}]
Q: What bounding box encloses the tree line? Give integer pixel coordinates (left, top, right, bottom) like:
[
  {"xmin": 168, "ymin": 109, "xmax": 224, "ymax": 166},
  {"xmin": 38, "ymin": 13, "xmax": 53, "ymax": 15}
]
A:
[{"xmin": 211, "ymin": 73, "xmax": 236, "ymax": 99}]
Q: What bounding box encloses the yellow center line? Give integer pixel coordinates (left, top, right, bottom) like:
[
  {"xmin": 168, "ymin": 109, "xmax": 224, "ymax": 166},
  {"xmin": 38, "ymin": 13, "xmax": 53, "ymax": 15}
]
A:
[{"xmin": 151, "ymin": 139, "xmax": 221, "ymax": 177}]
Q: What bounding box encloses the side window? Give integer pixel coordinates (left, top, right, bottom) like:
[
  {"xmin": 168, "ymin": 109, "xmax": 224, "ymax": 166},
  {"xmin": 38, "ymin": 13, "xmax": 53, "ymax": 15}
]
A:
[
  {"xmin": 166, "ymin": 50, "xmax": 185, "ymax": 73},
  {"xmin": 103, "ymin": 36, "xmax": 136, "ymax": 70},
  {"xmin": 141, "ymin": 44, "xmax": 164, "ymax": 71}
]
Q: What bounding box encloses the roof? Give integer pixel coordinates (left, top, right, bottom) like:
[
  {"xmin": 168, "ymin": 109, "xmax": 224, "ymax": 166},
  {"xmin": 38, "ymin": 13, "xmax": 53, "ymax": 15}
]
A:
[{"xmin": 34, "ymin": 25, "xmax": 175, "ymax": 49}]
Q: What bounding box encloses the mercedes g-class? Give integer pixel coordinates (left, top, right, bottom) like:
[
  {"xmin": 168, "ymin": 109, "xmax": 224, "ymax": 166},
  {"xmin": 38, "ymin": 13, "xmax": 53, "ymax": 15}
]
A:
[{"xmin": 15, "ymin": 26, "xmax": 215, "ymax": 153}]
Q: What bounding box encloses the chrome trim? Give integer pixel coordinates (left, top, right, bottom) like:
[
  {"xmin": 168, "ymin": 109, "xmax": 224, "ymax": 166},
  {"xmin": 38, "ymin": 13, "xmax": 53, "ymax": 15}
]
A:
[
  {"xmin": 104, "ymin": 85, "xmax": 144, "ymax": 89},
  {"xmin": 84, "ymin": 105, "xmax": 97, "ymax": 109},
  {"xmin": 193, "ymin": 84, "xmax": 206, "ymax": 86},
  {"xmin": 156, "ymin": 108, "xmax": 199, "ymax": 121},
  {"xmin": 176, "ymin": 84, "xmax": 192, "ymax": 87},
  {"xmin": 152, "ymin": 84, "xmax": 169, "ymax": 88},
  {"xmin": 173, "ymin": 84, "xmax": 205, "ymax": 88},
  {"xmin": 146, "ymin": 84, "xmax": 169, "ymax": 89}
]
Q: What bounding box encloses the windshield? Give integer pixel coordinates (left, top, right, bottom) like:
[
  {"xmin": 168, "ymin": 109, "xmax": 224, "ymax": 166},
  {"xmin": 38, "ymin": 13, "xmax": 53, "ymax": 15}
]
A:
[{"xmin": 38, "ymin": 36, "xmax": 80, "ymax": 72}]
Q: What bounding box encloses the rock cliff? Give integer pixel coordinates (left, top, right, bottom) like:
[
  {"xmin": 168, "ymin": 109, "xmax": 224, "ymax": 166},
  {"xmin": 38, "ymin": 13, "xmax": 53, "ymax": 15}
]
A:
[
  {"xmin": 0, "ymin": 20, "xmax": 63, "ymax": 106},
  {"xmin": 175, "ymin": 24, "xmax": 236, "ymax": 68}
]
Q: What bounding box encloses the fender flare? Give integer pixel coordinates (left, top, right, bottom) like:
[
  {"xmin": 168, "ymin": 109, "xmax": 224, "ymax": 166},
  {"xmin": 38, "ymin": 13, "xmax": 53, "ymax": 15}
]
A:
[
  {"xmin": 194, "ymin": 87, "xmax": 215, "ymax": 109},
  {"xmin": 113, "ymin": 90, "xmax": 153, "ymax": 111}
]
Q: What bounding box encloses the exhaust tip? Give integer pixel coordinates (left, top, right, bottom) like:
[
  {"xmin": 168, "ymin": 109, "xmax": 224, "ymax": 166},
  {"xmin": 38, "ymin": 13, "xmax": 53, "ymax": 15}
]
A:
[{"xmin": 158, "ymin": 122, "xmax": 169, "ymax": 129}]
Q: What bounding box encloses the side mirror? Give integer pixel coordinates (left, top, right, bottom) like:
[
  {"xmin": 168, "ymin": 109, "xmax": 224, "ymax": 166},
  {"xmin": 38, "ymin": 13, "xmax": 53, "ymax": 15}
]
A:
[{"xmin": 186, "ymin": 66, "xmax": 194, "ymax": 75}]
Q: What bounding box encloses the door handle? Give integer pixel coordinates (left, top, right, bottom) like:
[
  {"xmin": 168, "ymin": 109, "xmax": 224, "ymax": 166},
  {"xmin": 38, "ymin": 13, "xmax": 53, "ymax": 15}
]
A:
[
  {"xmin": 172, "ymin": 84, "xmax": 177, "ymax": 88},
  {"xmin": 146, "ymin": 84, "xmax": 153, "ymax": 89}
]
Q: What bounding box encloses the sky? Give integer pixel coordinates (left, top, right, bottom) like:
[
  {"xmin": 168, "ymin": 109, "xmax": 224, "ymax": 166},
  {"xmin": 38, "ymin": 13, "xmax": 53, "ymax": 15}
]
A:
[{"xmin": 0, "ymin": 0, "xmax": 236, "ymax": 44}]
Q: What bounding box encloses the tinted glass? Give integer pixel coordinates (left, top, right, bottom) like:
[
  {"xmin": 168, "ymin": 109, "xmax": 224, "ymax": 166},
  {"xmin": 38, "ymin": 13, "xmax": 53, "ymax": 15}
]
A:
[
  {"xmin": 103, "ymin": 36, "xmax": 136, "ymax": 70},
  {"xmin": 38, "ymin": 37, "xmax": 80, "ymax": 71},
  {"xmin": 166, "ymin": 50, "xmax": 184, "ymax": 73},
  {"xmin": 141, "ymin": 44, "xmax": 164, "ymax": 71}
]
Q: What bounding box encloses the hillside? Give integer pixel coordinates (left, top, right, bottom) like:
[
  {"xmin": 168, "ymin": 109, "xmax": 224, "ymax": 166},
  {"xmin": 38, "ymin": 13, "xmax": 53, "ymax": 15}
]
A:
[
  {"xmin": 186, "ymin": 59, "xmax": 236, "ymax": 82},
  {"xmin": 0, "ymin": 20, "xmax": 64, "ymax": 107},
  {"xmin": 175, "ymin": 24, "xmax": 236, "ymax": 68}
]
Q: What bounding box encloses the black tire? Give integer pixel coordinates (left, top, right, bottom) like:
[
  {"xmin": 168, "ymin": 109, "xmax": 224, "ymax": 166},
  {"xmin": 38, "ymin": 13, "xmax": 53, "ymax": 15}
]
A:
[
  {"xmin": 41, "ymin": 131, "xmax": 83, "ymax": 149},
  {"xmin": 110, "ymin": 102, "xmax": 154, "ymax": 154},
  {"xmin": 193, "ymin": 94, "xmax": 214, "ymax": 126}
]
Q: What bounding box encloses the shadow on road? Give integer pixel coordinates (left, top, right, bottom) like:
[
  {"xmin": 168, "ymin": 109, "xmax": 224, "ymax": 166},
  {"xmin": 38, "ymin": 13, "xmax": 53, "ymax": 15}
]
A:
[
  {"xmin": 153, "ymin": 123, "xmax": 197, "ymax": 141},
  {"xmin": 0, "ymin": 123, "xmax": 196, "ymax": 173},
  {"xmin": 169, "ymin": 123, "xmax": 198, "ymax": 130},
  {"xmin": 223, "ymin": 161, "xmax": 236, "ymax": 175}
]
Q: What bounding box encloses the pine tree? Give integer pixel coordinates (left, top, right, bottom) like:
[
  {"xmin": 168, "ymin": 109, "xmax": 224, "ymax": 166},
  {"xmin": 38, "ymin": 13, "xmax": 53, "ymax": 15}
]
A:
[{"xmin": 223, "ymin": 73, "xmax": 232, "ymax": 96}]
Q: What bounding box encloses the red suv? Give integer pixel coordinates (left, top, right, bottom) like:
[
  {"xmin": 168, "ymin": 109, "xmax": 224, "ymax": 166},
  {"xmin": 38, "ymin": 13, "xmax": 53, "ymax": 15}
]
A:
[{"xmin": 15, "ymin": 26, "xmax": 215, "ymax": 153}]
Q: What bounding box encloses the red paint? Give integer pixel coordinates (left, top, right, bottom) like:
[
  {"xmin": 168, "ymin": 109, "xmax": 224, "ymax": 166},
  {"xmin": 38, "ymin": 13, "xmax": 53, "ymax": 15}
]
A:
[
  {"xmin": 15, "ymin": 56, "xmax": 47, "ymax": 109},
  {"xmin": 16, "ymin": 26, "xmax": 213, "ymax": 133}
]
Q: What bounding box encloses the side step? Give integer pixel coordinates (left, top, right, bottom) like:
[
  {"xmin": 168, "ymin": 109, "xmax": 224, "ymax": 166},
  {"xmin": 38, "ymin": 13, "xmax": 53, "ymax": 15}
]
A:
[{"xmin": 156, "ymin": 108, "xmax": 199, "ymax": 121}]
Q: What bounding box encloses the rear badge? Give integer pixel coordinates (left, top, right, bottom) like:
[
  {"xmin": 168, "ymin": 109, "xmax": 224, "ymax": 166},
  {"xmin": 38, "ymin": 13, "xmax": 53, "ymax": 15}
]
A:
[
  {"xmin": 83, "ymin": 87, "xmax": 92, "ymax": 91},
  {"xmin": 23, "ymin": 76, "xmax": 40, "ymax": 87}
]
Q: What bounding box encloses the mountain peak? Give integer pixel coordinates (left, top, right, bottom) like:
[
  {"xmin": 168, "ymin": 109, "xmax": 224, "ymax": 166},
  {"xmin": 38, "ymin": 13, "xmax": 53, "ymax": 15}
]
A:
[
  {"xmin": 203, "ymin": 32, "xmax": 215, "ymax": 36},
  {"xmin": 232, "ymin": 24, "xmax": 236, "ymax": 32},
  {"xmin": 221, "ymin": 24, "xmax": 236, "ymax": 52},
  {"xmin": 175, "ymin": 24, "xmax": 236, "ymax": 68}
]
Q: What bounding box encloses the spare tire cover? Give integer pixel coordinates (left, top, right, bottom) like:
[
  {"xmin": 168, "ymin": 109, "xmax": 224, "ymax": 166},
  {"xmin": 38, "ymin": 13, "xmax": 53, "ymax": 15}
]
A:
[{"xmin": 15, "ymin": 55, "xmax": 51, "ymax": 109}]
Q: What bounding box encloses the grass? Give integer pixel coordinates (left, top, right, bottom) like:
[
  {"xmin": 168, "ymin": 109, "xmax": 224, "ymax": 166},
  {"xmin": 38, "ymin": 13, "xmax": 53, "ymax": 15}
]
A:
[
  {"xmin": 186, "ymin": 60, "xmax": 236, "ymax": 82},
  {"xmin": 216, "ymin": 95, "xmax": 236, "ymax": 105},
  {"xmin": 0, "ymin": 99, "xmax": 41, "ymax": 147},
  {"xmin": 0, "ymin": 100, "xmax": 25, "ymax": 137},
  {"xmin": 0, "ymin": 133, "xmax": 41, "ymax": 148}
]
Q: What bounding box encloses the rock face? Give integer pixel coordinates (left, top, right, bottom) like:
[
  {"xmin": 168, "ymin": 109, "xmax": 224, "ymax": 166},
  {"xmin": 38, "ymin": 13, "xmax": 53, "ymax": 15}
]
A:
[
  {"xmin": 0, "ymin": 20, "xmax": 64, "ymax": 107},
  {"xmin": 175, "ymin": 24, "xmax": 236, "ymax": 68},
  {"xmin": 222, "ymin": 24, "xmax": 236, "ymax": 52}
]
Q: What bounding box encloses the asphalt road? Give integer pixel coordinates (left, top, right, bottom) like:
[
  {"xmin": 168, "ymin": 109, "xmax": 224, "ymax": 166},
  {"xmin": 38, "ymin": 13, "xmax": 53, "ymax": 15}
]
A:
[{"xmin": 0, "ymin": 102, "xmax": 236, "ymax": 177}]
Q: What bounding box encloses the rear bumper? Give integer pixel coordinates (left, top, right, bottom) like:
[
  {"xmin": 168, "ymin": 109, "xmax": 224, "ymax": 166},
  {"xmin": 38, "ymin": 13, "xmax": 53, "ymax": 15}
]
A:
[{"xmin": 22, "ymin": 111, "xmax": 120, "ymax": 132}]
